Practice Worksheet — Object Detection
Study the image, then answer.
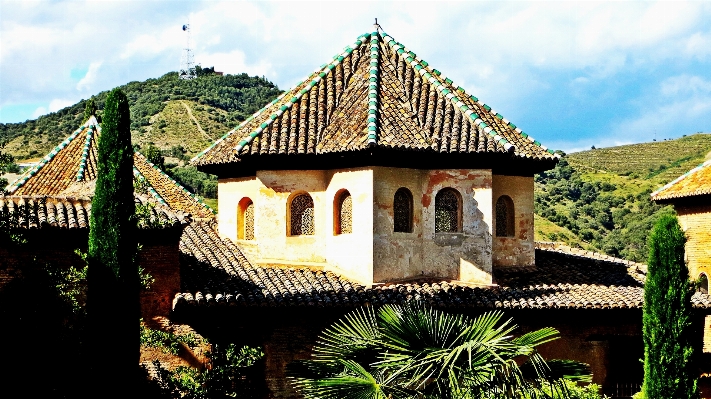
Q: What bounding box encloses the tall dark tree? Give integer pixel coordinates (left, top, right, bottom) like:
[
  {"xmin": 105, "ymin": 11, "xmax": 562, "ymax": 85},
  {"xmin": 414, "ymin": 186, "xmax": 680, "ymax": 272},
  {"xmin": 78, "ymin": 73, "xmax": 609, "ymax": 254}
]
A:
[
  {"xmin": 84, "ymin": 97, "xmax": 98, "ymax": 122},
  {"xmin": 86, "ymin": 88, "xmax": 138, "ymax": 396},
  {"xmin": 642, "ymin": 214, "xmax": 698, "ymax": 399}
]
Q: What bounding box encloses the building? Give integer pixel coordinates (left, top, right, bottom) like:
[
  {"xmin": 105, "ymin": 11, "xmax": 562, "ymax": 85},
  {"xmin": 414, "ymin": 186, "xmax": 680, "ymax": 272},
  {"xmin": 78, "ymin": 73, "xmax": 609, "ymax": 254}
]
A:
[
  {"xmin": 192, "ymin": 25, "xmax": 557, "ymax": 287},
  {"xmin": 652, "ymin": 159, "xmax": 711, "ymax": 286}
]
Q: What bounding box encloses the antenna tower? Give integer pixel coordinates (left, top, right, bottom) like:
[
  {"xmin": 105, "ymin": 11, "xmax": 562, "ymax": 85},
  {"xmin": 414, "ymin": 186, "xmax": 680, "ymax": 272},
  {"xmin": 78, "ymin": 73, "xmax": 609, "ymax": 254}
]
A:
[{"xmin": 180, "ymin": 23, "xmax": 196, "ymax": 80}]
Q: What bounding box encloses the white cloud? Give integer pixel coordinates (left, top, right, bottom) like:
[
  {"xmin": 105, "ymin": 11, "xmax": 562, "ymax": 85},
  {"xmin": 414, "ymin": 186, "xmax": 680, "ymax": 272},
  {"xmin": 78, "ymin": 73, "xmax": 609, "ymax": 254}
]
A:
[
  {"xmin": 76, "ymin": 62, "xmax": 102, "ymax": 92},
  {"xmin": 199, "ymin": 50, "xmax": 273, "ymax": 79},
  {"xmin": 31, "ymin": 106, "xmax": 47, "ymax": 119},
  {"xmin": 49, "ymin": 99, "xmax": 75, "ymax": 113}
]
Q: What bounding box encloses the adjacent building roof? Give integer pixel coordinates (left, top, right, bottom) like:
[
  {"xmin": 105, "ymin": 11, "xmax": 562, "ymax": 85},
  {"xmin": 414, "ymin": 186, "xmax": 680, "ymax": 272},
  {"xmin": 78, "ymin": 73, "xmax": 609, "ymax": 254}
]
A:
[
  {"xmin": 651, "ymin": 159, "xmax": 711, "ymax": 201},
  {"xmin": 5, "ymin": 116, "xmax": 214, "ymax": 219},
  {"xmin": 0, "ymin": 194, "xmax": 190, "ymax": 230},
  {"xmin": 192, "ymin": 26, "xmax": 557, "ymax": 168},
  {"xmin": 176, "ymin": 223, "xmax": 711, "ymax": 310}
]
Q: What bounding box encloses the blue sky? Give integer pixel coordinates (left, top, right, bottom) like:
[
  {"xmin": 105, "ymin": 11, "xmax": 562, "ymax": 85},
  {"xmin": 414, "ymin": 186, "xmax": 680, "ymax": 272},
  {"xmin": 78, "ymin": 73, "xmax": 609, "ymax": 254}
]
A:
[{"xmin": 2, "ymin": 1, "xmax": 711, "ymax": 153}]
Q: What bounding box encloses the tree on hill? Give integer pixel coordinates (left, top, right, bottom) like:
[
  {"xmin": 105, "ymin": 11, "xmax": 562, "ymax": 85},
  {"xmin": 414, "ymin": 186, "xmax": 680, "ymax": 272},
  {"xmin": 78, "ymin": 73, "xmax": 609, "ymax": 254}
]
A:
[
  {"xmin": 642, "ymin": 214, "xmax": 698, "ymax": 399},
  {"xmin": 84, "ymin": 97, "xmax": 98, "ymax": 122},
  {"xmin": 86, "ymin": 88, "xmax": 139, "ymax": 396}
]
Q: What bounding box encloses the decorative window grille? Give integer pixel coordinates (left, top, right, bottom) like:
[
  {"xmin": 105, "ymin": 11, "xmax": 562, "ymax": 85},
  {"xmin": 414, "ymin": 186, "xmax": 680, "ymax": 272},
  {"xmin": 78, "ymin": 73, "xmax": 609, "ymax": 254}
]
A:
[
  {"xmin": 495, "ymin": 196, "xmax": 515, "ymax": 237},
  {"xmin": 290, "ymin": 194, "xmax": 314, "ymax": 235},
  {"xmin": 435, "ymin": 188, "xmax": 461, "ymax": 233},
  {"xmin": 238, "ymin": 198, "xmax": 254, "ymax": 240},
  {"xmin": 335, "ymin": 191, "xmax": 352, "ymax": 234},
  {"xmin": 244, "ymin": 202, "xmax": 255, "ymax": 240},
  {"xmin": 394, "ymin": 188, "xmax": 413, "ymax": 233}
]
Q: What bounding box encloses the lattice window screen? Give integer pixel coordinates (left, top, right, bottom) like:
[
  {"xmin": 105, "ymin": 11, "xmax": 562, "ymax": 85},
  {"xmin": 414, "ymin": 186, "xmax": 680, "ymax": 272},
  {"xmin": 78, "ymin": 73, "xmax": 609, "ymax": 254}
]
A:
[
  {"xmin": 337, "ymin": 192, "xmax": 352, "ymax": 234},
  {"xmin": 244, "ymin": 202, "xmax": 255, "ymax": 240},
  {"xmin": 435, "ymin": 189, "xmax": 460, "ymax": 233},
  {"xmin": 291, "ymin": 194, "xmax": 314, "ymax": 235},
  {"xmin": 394, "ymin": 188, "xmax": 413, "ymax": 233}
]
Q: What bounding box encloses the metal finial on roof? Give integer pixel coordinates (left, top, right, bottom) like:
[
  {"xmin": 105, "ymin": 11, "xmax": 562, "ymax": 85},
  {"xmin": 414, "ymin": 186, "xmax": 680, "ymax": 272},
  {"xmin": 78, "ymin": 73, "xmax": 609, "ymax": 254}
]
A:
[{"xmin": 374, "ymin": 18, "xmax": 381, "ymax": 31}]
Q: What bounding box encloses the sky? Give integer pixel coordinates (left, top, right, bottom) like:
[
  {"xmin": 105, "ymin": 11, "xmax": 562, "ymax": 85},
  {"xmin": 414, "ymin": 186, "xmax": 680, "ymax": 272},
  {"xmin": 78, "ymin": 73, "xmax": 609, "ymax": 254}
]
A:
[{"xmin": 2, "ymin": 1, "xmax": 711, "ymax": 153}]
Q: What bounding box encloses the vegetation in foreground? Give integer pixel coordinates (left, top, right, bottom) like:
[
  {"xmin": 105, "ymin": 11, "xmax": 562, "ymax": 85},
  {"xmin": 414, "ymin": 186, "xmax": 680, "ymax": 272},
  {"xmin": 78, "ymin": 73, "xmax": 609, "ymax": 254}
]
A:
[
  {"xmin": 642, "ymin": 215, "xmax": 698, "ymax": 399},
  {"xmin": 289, "ymin": 303, "xmax": 593, "ymax": 399}
]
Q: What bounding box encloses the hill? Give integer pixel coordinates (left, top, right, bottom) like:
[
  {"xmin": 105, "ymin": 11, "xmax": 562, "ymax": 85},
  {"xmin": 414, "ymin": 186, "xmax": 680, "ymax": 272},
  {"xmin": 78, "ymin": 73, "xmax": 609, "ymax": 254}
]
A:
[
  {"xmin": 0, "ymin": 68, "xmax": 282, "ymax": 160},
  {"xmin": 535, "ymin": 134, "xmax": 711, "ymax": 262}
]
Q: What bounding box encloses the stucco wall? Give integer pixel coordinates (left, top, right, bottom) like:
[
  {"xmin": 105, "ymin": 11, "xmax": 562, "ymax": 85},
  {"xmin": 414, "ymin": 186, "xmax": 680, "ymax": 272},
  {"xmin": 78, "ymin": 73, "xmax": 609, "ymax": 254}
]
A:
[
  {"xmin": 677, "ymin": 204, "xmax": 711, "ymax": 280},
  {"xmin": 372, "ymin": 167, "xmax": 493, "ymax": 285},
  {"xmin": 492, "ymin": 175, "xmax": 535, "ymax": 267},
  {"xmin": 218, "ymin": 169, "xmax": 374, "ymax": 282}
]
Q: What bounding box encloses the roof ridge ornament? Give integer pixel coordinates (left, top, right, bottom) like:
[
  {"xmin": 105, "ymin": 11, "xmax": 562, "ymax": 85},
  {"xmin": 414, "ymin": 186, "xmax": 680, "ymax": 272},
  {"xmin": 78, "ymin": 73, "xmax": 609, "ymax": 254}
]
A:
[{"xmin": 367, "ymin": 26, "xmax": 380, "ymax": 147}]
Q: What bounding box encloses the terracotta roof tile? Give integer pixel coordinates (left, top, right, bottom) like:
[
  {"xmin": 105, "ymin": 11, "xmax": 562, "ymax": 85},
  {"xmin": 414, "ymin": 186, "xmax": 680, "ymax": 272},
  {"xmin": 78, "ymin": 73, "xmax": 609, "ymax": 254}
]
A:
[
  {"xmin": 6, "ymin": 116, "xmax": 214, "ymax": 219},
  {"xmin": 192, "ymin": 29, "xmax": 557, "ymax": 167},
  {"xmin": 0, "ymin": 194, "xmax": 189, "ymax": 230},
  {"xmin": 175, "ymin": 224, "xmax": 711, "ymax": 310},
  {"xmin": 651, "ymin": 159, "xmax": 711, "ymax": 201}
]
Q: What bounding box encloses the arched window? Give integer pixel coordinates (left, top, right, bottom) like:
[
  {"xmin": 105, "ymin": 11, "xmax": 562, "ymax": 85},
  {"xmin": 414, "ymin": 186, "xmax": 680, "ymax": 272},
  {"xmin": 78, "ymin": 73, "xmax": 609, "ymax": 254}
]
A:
[
  {"xmin": 394, "ymin": 188, "xmax": 413, "ymax": 233},
  {"xmin": 435, "ymin": 188, "xmax": 461, "ymax": 233},
  {"xmin": 700, "ymin": 273, "xmax": 709, "ymax": 294},
  {"xmin": 495, "ymin": 195, "xmax": 515, "ymax": 237},
  {"xmin": 290, "ymin": 193, "xmax": 314, "ymax": 236},
  {"xmin": 237, "ymin": 198, "xmax": 254, "ymax": 240},
  {"xmin": 334, "ymin": 190, "xmax": 352, "ymax": 235}
]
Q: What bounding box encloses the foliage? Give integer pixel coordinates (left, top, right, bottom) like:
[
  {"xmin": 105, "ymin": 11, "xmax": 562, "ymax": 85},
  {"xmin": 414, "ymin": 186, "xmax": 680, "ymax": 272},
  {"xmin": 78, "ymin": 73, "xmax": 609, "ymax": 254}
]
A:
[
  {"xmin": 159, "ymin": 343, "xmax": 265, "ymax": 399},
  {"xmin": 86, "ymin": 87, "xmax": 139, "ymax": 395},
  {"xmin": 642, "ymin": 215, "xmax": 698, "ymax": 399},
  {"xmin": 144, "ymin": 143, "xmax": 165, "ymax": 170},
  {"xmin": 84, "ymin": 97, "xmax": 98, "ymax": 122},
  {"xmin": 0, "ymin": 71, "xmax": 281, "ymax": 159},
  {"xmin": 140, "ymin": 323, "xmax": 203, "ymax": 355},
  {"xmin": 288, "ymin": 303, "xmax": 590, "ymax": 399},
  {"xmin": 529, "ymin": 381, "xmax": 608, "ymax": 399},
  {"xmin": 535, "ymin": 154, "xmax": 676, "ymax": 262},
  {"xmin": 167, "ymin": 164, "xmax": 217, "ymax": 198}
]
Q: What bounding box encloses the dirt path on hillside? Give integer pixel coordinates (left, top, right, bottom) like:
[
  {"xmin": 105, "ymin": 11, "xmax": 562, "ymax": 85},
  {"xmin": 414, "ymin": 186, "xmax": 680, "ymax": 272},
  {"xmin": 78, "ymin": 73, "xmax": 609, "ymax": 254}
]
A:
[{"xmin": 180, "ymin": 101, "xmax": 214, "ymax": 141}]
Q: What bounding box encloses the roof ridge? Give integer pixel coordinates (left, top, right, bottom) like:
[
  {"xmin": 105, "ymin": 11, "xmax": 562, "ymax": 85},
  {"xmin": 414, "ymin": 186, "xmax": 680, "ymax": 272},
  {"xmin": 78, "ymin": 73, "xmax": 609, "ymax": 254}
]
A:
[
  {"xmin": 651, "ymin": 158, "xmax": 711, "ymax": 199},
  {"xmin": 367, "ymin": 29, "xmax": 380, "ymax": 146},
  {"xmin": 6, "ymin": 118, "xmax": 97, "ymax": 194},
  {"xmin": 378, "ymin": 29, "xmax": 557, "ymax": 158},
  {"xmin": 76, "ymin": 124, "xmax": 97, "ymax": 182}
]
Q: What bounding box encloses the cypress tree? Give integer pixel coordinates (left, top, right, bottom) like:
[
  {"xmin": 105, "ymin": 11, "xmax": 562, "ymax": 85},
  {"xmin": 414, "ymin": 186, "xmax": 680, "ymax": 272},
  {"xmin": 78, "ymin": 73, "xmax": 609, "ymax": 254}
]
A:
[
  {"xmin": 86, "ymin": 88, "xmax": 138, "ymax": 396},
  {"xmin": 642, "ymin": 214, "xmax": 698, "ymax": 399},
  {"xmin": 83, "ymin": 97, "xmax": 97, "ymax": 122}
]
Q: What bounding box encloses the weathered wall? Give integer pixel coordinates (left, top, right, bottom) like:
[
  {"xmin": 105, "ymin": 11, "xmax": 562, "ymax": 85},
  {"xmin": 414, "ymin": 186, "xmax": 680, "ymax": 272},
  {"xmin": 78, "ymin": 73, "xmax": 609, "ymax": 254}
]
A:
[
  {"xmin": 323, "ymin": 168, "xmax": 374, "ymax": 284},
  {"xmin": 676, "ymin": 204, "xmax": 711, "ymax": 280},
  {"xmin": 372, "ymin": 167, "xmax": 493, "ymax": 285},
  {"xmin": 219, "ymin": 169, "xmax": 375, "ymax": 281},
  {"xmin": 492, "ymin": 175, "xmax": 535, "ymax": 267},
  {"xmin": 217, "ymin": 176, "xmax": 261, "ymax": 263}
]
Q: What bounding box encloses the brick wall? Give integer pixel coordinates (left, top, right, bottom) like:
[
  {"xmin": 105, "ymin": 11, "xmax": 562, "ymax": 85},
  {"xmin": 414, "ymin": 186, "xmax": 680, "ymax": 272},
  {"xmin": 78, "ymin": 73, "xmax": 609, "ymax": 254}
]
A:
[{"xmin": 676, "ymin": 203, "xmax": 711, "ymax": 281}]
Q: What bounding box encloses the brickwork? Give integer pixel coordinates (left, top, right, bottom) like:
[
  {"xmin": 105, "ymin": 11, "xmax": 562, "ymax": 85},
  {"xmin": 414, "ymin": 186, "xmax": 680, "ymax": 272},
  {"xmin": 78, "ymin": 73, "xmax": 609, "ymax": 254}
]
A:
[
  {"xmin": 676, "ymin": 203, "xmax": 711, "ymax": 281},
  {"xmin": 492, "ymin": 175, "xmax": 535, "ymax": 267}
]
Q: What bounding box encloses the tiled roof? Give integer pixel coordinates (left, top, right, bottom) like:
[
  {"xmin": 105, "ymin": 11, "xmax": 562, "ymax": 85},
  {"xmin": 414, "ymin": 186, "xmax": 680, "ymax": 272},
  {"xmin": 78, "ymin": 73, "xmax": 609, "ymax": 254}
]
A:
[
  {"xmin": 651, "ymin": 159, "xmax": 711, "ymax": 201},
  {"xmin": 175, "ymin": 223, "xmax": 711, "ymax": 310},
  {"xmin": 0, "ymin": 194, "xmax": 189, "ymax": 230},
  {"xmin": 5, "ymin": 116, "xmax": 214, "ymax": 219},
  {"xmin": 192, "ymin": 27, "xmax": 557, "ymax": 167}
]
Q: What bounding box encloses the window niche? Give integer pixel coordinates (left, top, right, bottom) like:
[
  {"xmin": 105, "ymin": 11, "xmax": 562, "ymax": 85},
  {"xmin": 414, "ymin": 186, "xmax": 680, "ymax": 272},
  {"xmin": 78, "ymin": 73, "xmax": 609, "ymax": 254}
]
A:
[
  {"xmin": 289, "ymin": 193, "xmax": 315, "ymax": 236},
  {"xmin": 334, "ymin": 190, "xmax": 352, "ymax": 235},
  {"xmin": 700, "ymin": 273, "xmax": 709, "ymax": 294},
  {"xmin": 393, "ymin": 187, "xmax": 413, "ymax": 233},
  {"xmin": 495, "ymin": 195, "xmax": 515, "ymax": 238},
  {"xmin": 237, "ymin": 197, "xmax": 254, "ymax": 240},
  {"xmin": 434, "ymin": 188, "xmax": 462, "ymax": 233}
]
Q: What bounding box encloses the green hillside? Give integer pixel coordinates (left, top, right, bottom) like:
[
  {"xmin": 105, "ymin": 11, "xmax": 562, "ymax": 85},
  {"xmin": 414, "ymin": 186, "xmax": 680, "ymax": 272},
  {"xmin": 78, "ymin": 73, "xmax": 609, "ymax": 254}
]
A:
[
  {"xmin": 0, "ymin": 68, "xmax": 282, "ymax": 160},
  {"xmin": 535, "ymin": 135, "xmax": 711, "ymax": 263}
]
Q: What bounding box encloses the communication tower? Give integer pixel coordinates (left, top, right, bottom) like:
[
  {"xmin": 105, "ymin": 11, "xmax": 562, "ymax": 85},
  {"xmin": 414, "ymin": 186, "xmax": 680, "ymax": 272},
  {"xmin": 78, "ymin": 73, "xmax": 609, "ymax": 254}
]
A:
[{"xmin": 180, "ymin": 23, "xmax": 196, "ymax": 80}]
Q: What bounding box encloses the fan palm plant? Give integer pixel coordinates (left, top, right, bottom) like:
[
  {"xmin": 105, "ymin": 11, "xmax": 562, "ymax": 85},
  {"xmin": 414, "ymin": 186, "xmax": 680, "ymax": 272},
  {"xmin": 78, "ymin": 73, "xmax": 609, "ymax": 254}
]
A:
[{"xmin": 289, "ymin": 302, "xmax": 590, "ymax": 399}]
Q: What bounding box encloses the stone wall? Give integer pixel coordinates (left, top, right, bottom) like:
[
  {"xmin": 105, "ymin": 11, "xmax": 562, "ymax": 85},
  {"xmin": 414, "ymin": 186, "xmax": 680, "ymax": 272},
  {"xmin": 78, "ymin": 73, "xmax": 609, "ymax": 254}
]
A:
[
  {"xmin": 676, "ymin": 203, "xmax": 711, "ymax": 280},
  {"xmin": 492, "ymin": 175, "xmax": 535, "ymax": 267},
  {"xmin": 372, "ymin": 167, "xmax": 493, "ymax": 284}
]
